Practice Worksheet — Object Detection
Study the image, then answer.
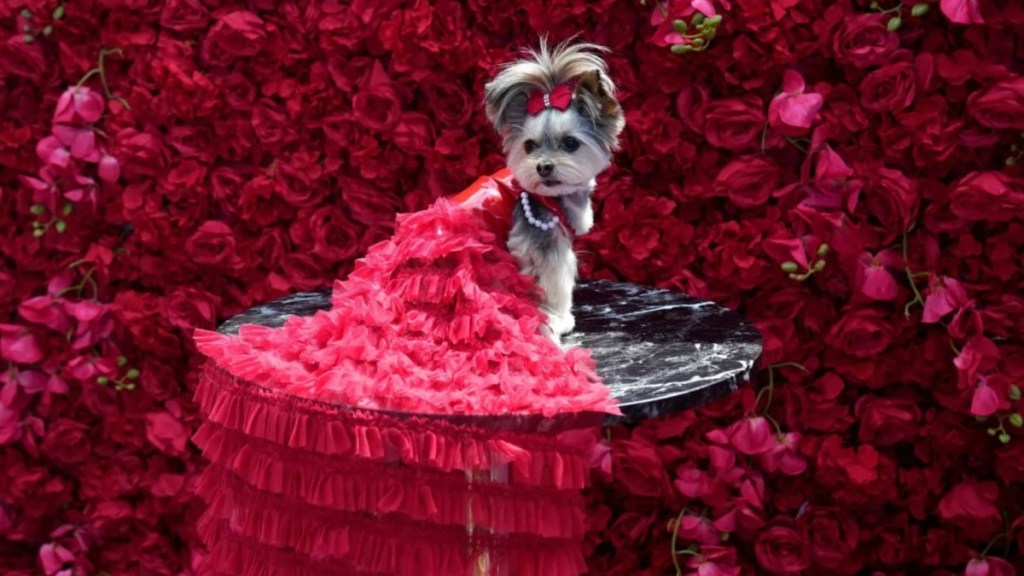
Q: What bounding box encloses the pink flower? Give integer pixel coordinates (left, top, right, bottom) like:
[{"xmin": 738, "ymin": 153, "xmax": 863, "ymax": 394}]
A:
[
  {"xmin": 724, "ymin": 417, "xmax": 775, "ymax": 456},
  {"xmin": 854, "ymin": 251, "xmax": 902, "ymax": 301},
  {"xmin": 966, "ymin": 556, "xmax": 1016, "ymax": 576},
  {"xmin": 922, "ymin": 275, "xmax": 969, "ymax": 323},
  {"xmin": 970, "ymin": 374, "xmax": 1011, "ymax": 417},
  {"xmin": 36, "ymin": 136, "xmax": 71, "ymax": 168},
  {"xmin": 0, "ymin": 324, "xmax": 44, "ymax": 364},
  {"xmin": 52, "ymin": 124, "xmax": 101, "ymax": 162},
  {"xmin": 38, "ymin": 542, "xmax": 75, "ymax": 575},
  {"xmin": 98, "ymin": 154, "xmax": 120, "ymax": 183},
  {"xmin": 768, "ymin": 71, "xmax": 824, "ymax": 137},
  {"xmin": 941, "ymin": 0, "xmax": 984, "ymax": 24},
  {"xmin": 54, "ymin": 86, "xmax": 106, "ymax": 124},
  {"xmin": 757, "ymin": 432, "xmax": 807, "ymax": 475}
]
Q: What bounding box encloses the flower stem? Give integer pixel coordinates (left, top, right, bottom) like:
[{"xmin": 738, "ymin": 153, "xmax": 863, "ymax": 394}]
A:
[{"xmin": 670, "ymin": 508, "xmax": 689, "ymax": 575}]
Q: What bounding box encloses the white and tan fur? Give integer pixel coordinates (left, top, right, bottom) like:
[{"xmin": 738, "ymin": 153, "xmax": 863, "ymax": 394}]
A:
[{"xmin": 484, "ymin": 39, "xmax": 625, "ymax": 344}]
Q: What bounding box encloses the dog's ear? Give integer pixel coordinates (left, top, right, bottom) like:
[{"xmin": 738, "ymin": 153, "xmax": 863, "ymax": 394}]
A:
[
  {"xmin": 575, "ymin": 69, "xmax": 625, "ymax": 150},
  {"xmin": 484, "ymin": 76, "xmax": 530, "ymax": 138}
]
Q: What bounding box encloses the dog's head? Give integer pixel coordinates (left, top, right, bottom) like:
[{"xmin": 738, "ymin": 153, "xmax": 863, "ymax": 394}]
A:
[{"xmin": 484, "ymin": 38, "xmax": 625, "ymax": 196}]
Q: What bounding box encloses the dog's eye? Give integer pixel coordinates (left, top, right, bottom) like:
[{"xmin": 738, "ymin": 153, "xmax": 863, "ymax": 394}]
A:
[
  {"xmin": 562, "ymin": 136, "xmax": 580, "ymax": 152},
  {"xmin": 524, "ymin": 140, "xmax": 538, "ymax": 153}
]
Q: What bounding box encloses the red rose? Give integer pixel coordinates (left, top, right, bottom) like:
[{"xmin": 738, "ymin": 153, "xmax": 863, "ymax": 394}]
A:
[
  {"xmin": 713, "ymin": 156, "xmax": 782, "ymax": 209},
  {"xmin": 854, "ymin": 394, "xmax": 922, "ymax": 446},
  {"xmin": 826, "ymin": 308, "xmax": 894, "ymax": 358},
  {"xmin": 40, "ymin": 419, "xmax": 91, "ymax": 466},
  {"xmin": 860, "ymin": 166, "xmax": 919, "ymax": 244},
  {"xmin": 159, "ymin": 0, "xmax": 210, "ymax": 33},
  {"xmin": 251, "ymin": 99, "xmax": 291, "ymax": 146},
  {"xmin": 613, "ymin": 439, "xmax": 670, "ymax": 497},
  {"xmin": 138, "ymin": 359, "xmax": 180, "ymax": 402},
  {"xmin": 185, "ymin": 220, "xmax": 238, "ymax": 267},
  {"xmin": 201, "ymin": 11, "xmax": 267, "ymax": 67},
  {"xmin": 755, "ymin": 522, "xmax": 810, "ymax": 575},
  {"xmin": 144, "ymin": 411, "xmax": 189, "ymax": 456},
  {"xmin": 352, "ymin": 64, "xmax": 404, "ymax": 133},
  {"xmin": 676, "ymin": 84, "xmax": 710, "ymax": 133},
  {"xmin": 162, "ymin": 287, "xmax": 220, "ymax": 331},
  {"xmin": 704, "ymin": 95, "xmax": 766, "ymax": 152},
  {"xmin": 937, "ymin": 481, "xmax": 1002, "ymax": 534},
  {"xmin": 798, "ymin": 507, "xmax": 860, "ymax": 573},
  {"xmin": 833, "ymin": 14, "xmax": 900, "ymax": 68},
  {"xmin": 950, "ymin": 171, "xmax": 1024, "ymax": 222},
  {"xmin": 287, "ymin": 206, "xmax": 361, "ymax": 264},
  {"xmin": 968, "ymin": 76, "xmax": 1024, "ymax": 130},
  {"xmin": 0, "ymin": 36, "xmax": 47, "ymax": 82},
  {"xmin": 859, "ymin": 63, "xmax": 917, "ymax": 113},
  {"xmin": 422, "ymin": 80, "xmax": 474, "ymax": 127},
  {"xmin": 994, "ymin": 440, "xmax": 1024, "ymax": 484}
]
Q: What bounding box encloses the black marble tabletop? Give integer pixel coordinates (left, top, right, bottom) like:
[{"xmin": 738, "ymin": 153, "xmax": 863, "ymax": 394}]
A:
[{"xmin": 216, "ymin": 280, "xmax": 763, "ymax": 427}]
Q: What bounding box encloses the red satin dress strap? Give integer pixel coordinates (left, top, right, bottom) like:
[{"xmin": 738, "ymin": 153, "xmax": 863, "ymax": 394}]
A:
[{"xmin": 451, "ymin": 168, "xmax": 519, "ymax": 245}]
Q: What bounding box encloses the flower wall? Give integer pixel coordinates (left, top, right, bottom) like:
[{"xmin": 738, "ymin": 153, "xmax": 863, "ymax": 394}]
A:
[{"xmin": 1, "ymin": 0, "xmax": 1023, "ymax": 574}]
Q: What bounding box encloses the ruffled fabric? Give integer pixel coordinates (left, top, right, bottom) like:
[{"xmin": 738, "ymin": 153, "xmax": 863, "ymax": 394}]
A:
[
  {"xmin": 194, "ymin": 171, "xmax": 617, "ymax": 418},
  {"xmin": 192, "ymin": 170, "xmax": 615, "ymax": 575},
  {"xmin": 192, "ymin": 366, "xmax": 597, "ymax": 576}
]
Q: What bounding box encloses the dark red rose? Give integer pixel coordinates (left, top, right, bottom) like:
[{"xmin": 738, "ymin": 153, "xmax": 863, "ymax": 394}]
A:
[
  {"xmin": 755, "ymin": 521, "xmax": 810, "ymax": 574},
  {"xmin": 798, "ymin": 507, "xmax": 860, "ymax": 573},
  {"xmin": 713, "ymin": 156, "xmax": 782, "ymax": 209},
  {"xmin": 159, "ymin": 0, "xmax": 210, "ymax": 32},
  {"xmin": 859, "ymin": 63, "xmax": 917, "ymax": 113},
  {"xmin": 422, "ymin": 80, "xmax": 474, "ymax": 127},
  {"xmin": 0, "ymin": 36, "xmax": 47, "ymax": 82},
  {"xmin": 854, "ymin": 394, "xmax": 922, "ymax": 446},
  {"xmin": 201, "ymin": 11, "xmax": 267, "ymax": 67},
  {"xmin": 138, "ymin": 359, "xmax": 180, "ymax": 402},
  {"xmin": 704, "ymin": 95, "xmax": 766, "ymax": 152},
  {"xmin": 613, "ymin": 439, "xmax": 670, "ymax": 497},
  {"xmin": 185, "ymin": 220, "xmax": 237, "ymax": 267},
  {"xmin": 860, "ymin": 166, "xmax": 919, "ymax": 244},
  {"xmin": 676, "ymin": 84, "xmax": 710, "ymax": 133},
  {"xmin": 950, "ymin": 171, "xmax": 1024, "ymax": 222},
  {"xmin": 281, "ymin": 253, "xmax": 329, "ymax": 291},
  {"xmin": 40, "ymin": 419, "xmax": 91, "ymax": 466},
  {"xmin": 251, "ymin": 99, "xmax": 291, "ymax": 146},
  {"xmin": 968, "ymin": 76, "xmax": 1024, "ymax": 130},
  {"xmin": 826, "ymin": 308, "xmax": 894, "ymax": 358},
  {"xmin": 289, "ymin": 206, "xmax": 361, "ymax": 264},
  {"xmin": 937, "ymin": 481, "xmax": 1002, "ymax": 536},
  {"xmin": 353, "ymin": 84, "xmax": 403, "ymax": 133},
  {"xmin": 833, "ymin": 14, "xmax": 900, "ymax": 68},
  {"xmin": 162, "ymin": 287, "xmax": 220, "ymax": 331}
]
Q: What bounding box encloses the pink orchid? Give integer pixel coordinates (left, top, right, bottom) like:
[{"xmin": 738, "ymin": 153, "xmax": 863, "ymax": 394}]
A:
[
  {"xmin": 923, "ymin": 275, "xmax": 969, "ymax": 323},
  {"xmin": 54, "ymin": 86, "xmax": 106, "ymax": 124},
  {"xmin": 52, "ymin": 124, "xmax": 102, "ymax": 163},
  {"xmin": 941, "ymin": 0, "xmax": 984, "ymax": 25},
  {"xmin": 854, "ymin": 251, "xmax": 903, "ymax": 301},
  {"xmin": 769, "ymin": 70, "xmax": 824, "ymax": 137},
  {"xmin": 36, "ymin": 136, "xmax": 71, "ymax": 168}
]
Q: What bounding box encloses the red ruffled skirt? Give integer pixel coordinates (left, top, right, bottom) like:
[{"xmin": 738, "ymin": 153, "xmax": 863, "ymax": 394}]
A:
[{"xmin": 191, "ymin": 170, "xmax": 617, "ymax": 576}]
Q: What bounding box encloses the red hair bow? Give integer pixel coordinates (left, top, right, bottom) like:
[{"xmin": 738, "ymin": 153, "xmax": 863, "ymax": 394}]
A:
[{"xmin": 526, "ymin": 83, "xmax": 574, "ymax": 116}]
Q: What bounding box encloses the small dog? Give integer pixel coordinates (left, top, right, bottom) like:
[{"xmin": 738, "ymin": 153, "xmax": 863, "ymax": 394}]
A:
[{"xmin": 484, "ymin": 39, "xmax": 625, "ymax": 344}]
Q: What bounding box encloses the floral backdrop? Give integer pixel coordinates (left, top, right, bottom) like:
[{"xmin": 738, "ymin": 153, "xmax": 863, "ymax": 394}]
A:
[{"xmin": 1, "ymin": 0, "xmax": 1023, "ymax": 574}]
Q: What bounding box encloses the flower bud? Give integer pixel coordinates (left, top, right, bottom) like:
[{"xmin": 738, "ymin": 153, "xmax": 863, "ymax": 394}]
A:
[
  {"xmin": 670, "ymin": 44, "xmax": 692, "ymax": 54},
  {"xmin": 1010, "ymin": 385, "xmax": 1021, "ymax": 401},
  {"xmin": 887, "ymin": 16, "xmax": 902, "ymax": 31},
  {"xmin": 1010, "ymin": 413, "xmax": 1023, "ymax": 428},
  {"xmin": 817, "ymin": 243, "xmax": 830, "ymax": 257},
  {"xmin": 30, "ymin": 204, "xmax": 45, "ymax": 215},
  {"xmin": 813, "ymin": 260, "xmax": 826, "ymax": 271},
  {"xmin": 55, "ymin": 220, "xmax": 66, "ymax": 233},
  {"xmin": 693, "ymin": 12, "xmax": 705, "ymax": 25},
  {"xmin": 692, "ymin": 37, "xmax": 705, "ymax": 48},
  {"xmin": 781, "ymin": 261, "xmax": 799, "ymax": 273},
  {"xmin": 125, "ymin": 368, "xmax": 140, "ymax": 380},
  {"xmin": 999, "ymin": 432, "xmax": 1011, "ymax": 444},
  {"xmin": 97, "ymin": 376, "xmax": 109, "ymax": 385},
  {"xmin": 911, "ymin": 3, "xmax": 929, "ymax": 16},
  {"xmin": 673, "ymin": 19, "xmax": 688, "ymax": 33},
  {"xmin": 987, "ymin": 428, "xmax": 997, "ymax": 436},
  {"xmin": 708, "ymin": 15, "xmax": 723, "ymax": 26}
]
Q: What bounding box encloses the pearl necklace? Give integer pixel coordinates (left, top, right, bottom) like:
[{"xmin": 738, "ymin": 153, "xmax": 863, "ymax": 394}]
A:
[{"xmin": 520, "ymin": 192, "xmax": 561, "ymax": 231}]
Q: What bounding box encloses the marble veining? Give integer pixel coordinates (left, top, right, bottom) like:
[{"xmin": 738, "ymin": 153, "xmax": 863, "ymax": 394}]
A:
[{"xmin": 217, "ymin": 280, "xmax": 763, "ymax": 427}]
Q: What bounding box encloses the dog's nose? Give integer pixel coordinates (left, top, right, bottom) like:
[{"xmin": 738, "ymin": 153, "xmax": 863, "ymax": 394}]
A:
[{"xmin": 536, "ymin": 162, "xmax": 554, "ymax": 177}]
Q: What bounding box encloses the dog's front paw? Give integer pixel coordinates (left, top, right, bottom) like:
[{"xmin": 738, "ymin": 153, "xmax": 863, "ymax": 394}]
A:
[{"xmin": 545, "ymin": 310, "xmax": 575, "ymax": 337}]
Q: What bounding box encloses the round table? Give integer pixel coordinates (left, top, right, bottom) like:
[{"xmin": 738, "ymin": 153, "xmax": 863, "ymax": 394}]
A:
[{"xmin": 199, "ymin": 280, "xmax": 762, "ymax": 575}]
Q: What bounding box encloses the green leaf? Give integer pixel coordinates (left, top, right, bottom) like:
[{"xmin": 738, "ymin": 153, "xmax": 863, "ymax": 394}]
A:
[
  {"xmin": 53, "ymin": 4, "xmax": 65, "ymax": 20},
  {"xmin": 887, "ymin": 16, "xmax": 902, "ymax": 31},
  {"xmin": 125, "ymin": 368, "xmax": 140, "ymax": 380},
  {"xmin": 1010, "ymin": 414, "xmax": 1024, "ymax": 428},
  {"xmin": 62, "ymin": 203, "xmax": 73, "ymax": 215},
  {"xmin": 55, "ymin": 220, "xmax": 67, "ymax": 233},
  {"xmin": 911, "ymin": 3, "xmax": 929, "ymax": 16},
  {"xmin": 29, "ymin": 204, "xmax": 45, "ymax": 215},
  {"xmin": 1010, "ymin": 384, "xmax": 1021, "ymax": 401},
  {"xmin": 32, "ymin": 228, "xmax": 45, "ymax": 238},
  {"xmin": 999, "ymin": 432, "xmax": 1012, "ymax": 444}
]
